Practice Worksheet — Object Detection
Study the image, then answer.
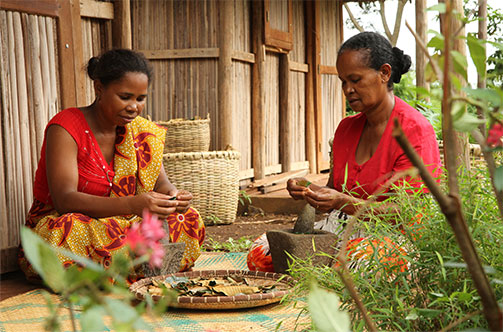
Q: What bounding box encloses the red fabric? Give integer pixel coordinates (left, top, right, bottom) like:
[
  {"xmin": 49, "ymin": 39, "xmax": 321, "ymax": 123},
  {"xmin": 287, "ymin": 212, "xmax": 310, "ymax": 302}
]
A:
[
  {"xmin": 331, "ymin": 96, "xmax": 441, "ymax": 200},
  {"xmin": 33, "ymin": 108, "xmax": 115, "ymax": 205}
]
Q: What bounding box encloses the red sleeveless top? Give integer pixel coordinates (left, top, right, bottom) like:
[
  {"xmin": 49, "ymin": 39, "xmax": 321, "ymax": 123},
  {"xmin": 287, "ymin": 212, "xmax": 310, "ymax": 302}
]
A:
[{"xmin": 33, "ymin": 108, "xmax": 115, "ymax": 205}]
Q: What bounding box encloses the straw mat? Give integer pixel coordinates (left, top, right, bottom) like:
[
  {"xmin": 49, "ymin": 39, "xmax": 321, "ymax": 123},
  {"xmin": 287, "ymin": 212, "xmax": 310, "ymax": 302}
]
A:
[{"xmin": 0, "ymin": 252, "xmax": 310, "ymax": 332}]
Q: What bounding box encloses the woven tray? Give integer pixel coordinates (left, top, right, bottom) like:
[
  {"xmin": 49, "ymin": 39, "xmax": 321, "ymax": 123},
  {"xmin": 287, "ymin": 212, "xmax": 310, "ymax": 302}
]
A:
[
  {"xmin": 156, "ymin": 118, "xmax": 210, "ymax": 153},
  {"xmin": 163, "ymin": 150, "xmax": 240, "ymax": 225},
  {"xmin": 129, "ymin": 270, "xmax": 295, "ymax": 310}
]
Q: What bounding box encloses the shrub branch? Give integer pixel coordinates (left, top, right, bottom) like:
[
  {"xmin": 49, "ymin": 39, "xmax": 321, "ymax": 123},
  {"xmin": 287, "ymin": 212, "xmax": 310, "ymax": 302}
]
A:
[{"xmin": 392, "ymin": 118, "xmax": 502, "ymax": 331}]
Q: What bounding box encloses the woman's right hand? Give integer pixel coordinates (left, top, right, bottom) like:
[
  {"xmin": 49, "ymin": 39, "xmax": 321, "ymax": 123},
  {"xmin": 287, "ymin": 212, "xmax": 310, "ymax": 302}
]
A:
[
  {"xmin": 131, "ymin": 191, "xmax": 179, "ymax": 219},
  {"xmin": 287, "ymin": 177, "xmax": 310, "ymax": 200}
]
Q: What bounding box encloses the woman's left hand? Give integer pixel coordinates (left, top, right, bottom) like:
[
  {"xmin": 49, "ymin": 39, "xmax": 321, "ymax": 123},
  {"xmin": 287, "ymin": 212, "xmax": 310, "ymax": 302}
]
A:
[
  {"xmin": 172, "ymin": 189, "xmax": 192, "ymax": 213},
  {"xmin": 303, "ymin": 187, "xmax": 342, "ymax": 212}
]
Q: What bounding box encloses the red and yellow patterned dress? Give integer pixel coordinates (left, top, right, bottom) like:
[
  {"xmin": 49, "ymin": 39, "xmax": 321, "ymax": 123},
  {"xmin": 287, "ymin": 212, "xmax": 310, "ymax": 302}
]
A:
[{"xmin": 19, "ymin": 108, "xmax": 205, "ymax": 281}]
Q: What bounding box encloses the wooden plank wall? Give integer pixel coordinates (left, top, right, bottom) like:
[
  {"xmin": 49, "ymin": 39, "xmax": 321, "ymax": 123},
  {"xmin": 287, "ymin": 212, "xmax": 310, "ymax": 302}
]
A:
[
  {"xmin": 0, "ymin": 10, "xmax": 60, "ymax": 272},
  {"xmin": 319, "ymin": 0, "xmax": 344, "ymax": 169},
  {"xmin": 289, "ymin": 0, "xmax": 307, "ymax": 169},
  {"xmin": 81, "ymin": 17, "xmax": 113, "ymax": 104},
  {"xmin": 264, "ymin": 52, "xmax": 281, "ymax": 173},
  {"xmin": 131, "ymin": 0, "xmax": 219, "ymax": 150},
  {"xmin": 231, "ymin": 0, "xmax": 253, "ymax": 172}
]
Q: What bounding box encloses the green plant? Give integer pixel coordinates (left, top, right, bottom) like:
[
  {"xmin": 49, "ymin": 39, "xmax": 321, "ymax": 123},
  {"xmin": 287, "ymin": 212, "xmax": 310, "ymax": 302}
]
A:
[
  {"xmin": 20, "ymin": 210, "xmax": 175, "ymax": 331},
  {"xmin": 239, "ymin": 190, "xmax": 252, "ymax": 206},
  {"xmin": 206, "ymin": 214, "xmax": 222, "ymax": 224},
  {"xmin": 287, "ymin": 170, "xmax": 503, "ymax": 331},
  {"xmin": 203, "ymin": 236, "xmax": 253, "ymax": 252}
]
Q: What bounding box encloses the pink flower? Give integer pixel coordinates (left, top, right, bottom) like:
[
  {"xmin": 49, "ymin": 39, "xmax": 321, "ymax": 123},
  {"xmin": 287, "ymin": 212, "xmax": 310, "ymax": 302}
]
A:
[
  {"xmin": 141, "ymin": 210, "xmax": 166, "ymax": 242},
  {"xmin": 487, "ymin": 123, "xmax": 503, "ymax": 147},
  {"xmin": 125, "ymin": 209, "xmax": 168, "ymax": 268}
]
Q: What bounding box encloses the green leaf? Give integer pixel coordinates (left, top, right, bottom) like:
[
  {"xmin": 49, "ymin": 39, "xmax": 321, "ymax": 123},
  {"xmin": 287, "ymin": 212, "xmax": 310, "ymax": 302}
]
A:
[
  {"xmin": 467, "ymin": 35, "xmax": 487, "ymax": 76},
  {"xmin": 20, "ymin": 228, "xmax": 66, "ymax": 292},
  {"xmin": 427, "ymin": 35, "xmax": 445, "ymax": 51},
  {"xmin": 452, "ymin": 107, "xmax": 485, "ymax": 133},
  {"xmin": 494, "ymin": 166, "xmax": 503, "ymax": 192},
  {"xmin": 104, "ymin": 297, "xmax": 139, "ymax": 324},
  {"xmin": 81, "ymin": 305, "xmax": 106, "ymax": 332},
  {"xmin": 55, "ymin": 246, "xmax": 104, "ymax": 272},
  {"xmin": 308, "ymin": 282, "xmax": 350, "ymax": 332},
  {"xmin": 417, "ymin": 308, "xmax": 442, "ymax": 318},
  {"xmin": 464, "ymin": 88, "xmax": 502, "ymax": 108},
  {"xmin": 427, "ymin": 3, "xmax": 446, "ymax": 13},
  {"xmin": 406, "ymin": 310, "xmax": 419, "ymax": 320},
  {"xmin": 451, "ymin": 51, "xmax": 468, "ymax": 81}
]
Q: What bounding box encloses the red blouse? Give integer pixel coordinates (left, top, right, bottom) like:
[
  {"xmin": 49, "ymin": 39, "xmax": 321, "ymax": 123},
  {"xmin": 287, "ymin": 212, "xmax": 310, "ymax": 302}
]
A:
[
  {"xmin": 33, "ymin": 108, "xmax": 115, "ymax": 205},
  {"xmin": 331, "ymin": 96, "xmax": 442, "ymax": 200}
]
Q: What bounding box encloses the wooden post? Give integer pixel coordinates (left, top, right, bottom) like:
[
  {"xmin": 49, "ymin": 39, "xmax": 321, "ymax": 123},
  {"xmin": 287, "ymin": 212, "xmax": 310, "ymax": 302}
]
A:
[
  {"xmin": 313, "ymin": 1, "xmax": 322, "ymax": 173},
  {"xmin": 112, "ymin": 0, "xmax": 131, "ymax": 49},
  {"xmin": 218, "ymin": 0, "xmax": 233, "ymax": 150},
  {"xmin": 415, "ymin": 0, "xmax": 428, "ymax": 100},
  {"xmin": 477, "ymin": 0, "xmax": 487, "ymax": 90},
  {"xmin": 252, "ymin": 0, "xmax": 266, "ymax": 180},
  {"xmin": 279, "ymin": 53, "xmax": 292, "ymax": 172},
  {"xmin": 305, "ymin": 1, "xmax": 316, "ymax": 174},
  {"xmin": 57, "ymin": 0, "xmax": 85, "ymax": 109}
]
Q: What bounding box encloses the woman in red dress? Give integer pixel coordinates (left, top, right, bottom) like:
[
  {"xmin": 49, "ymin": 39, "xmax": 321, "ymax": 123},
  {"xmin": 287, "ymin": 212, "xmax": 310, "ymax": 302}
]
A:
[{"xmin": 20, "ymin": 49, "xmax": 205, "ymax": 282}]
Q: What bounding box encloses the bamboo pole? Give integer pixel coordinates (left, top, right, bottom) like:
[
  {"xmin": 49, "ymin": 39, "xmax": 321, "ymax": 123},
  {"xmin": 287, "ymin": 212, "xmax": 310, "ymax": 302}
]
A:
[
  {"xmin": 38, "ymin": 16, "xmax": 51, "ymax": 127},
  {"xmin": 45, "ymin": 16, "xmax": 58, "ymax": 118},
  {"xmin": 0, "ymin": 10, "xmax": 11, "ymax": 250},
  {"xmin": 21, "ymin": 14, "xmax": 38, "ymax": 177},
  {"xmin": 13, "ymin": 11, "xmax": 33, "ymax": 211},
  {"xmin": 7, "ymin": 11, "xmax": 23, "ymax": 231},
  {"xmin": 26, "ymin": 14, "xmax": 46, "ymax": 178}
]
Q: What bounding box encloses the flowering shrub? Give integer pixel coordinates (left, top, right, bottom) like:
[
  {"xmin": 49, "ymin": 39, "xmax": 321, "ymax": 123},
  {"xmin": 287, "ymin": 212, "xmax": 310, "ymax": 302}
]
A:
[
  {"xmin": 126, "ymin": 210, "xmax": 166, "ymax": 268},
  {"xmin": 20, "ymin": 210, "xmax": 172, "ymax": 331},
  {"xmin": 487, "ymin": 123, "xmax": 503, "ymax": 148}
]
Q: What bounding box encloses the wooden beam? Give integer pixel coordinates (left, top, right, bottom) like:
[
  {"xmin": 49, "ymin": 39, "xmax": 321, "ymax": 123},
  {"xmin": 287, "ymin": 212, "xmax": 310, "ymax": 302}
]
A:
[
  {"xmin": 252, "ymin": 0, "xmax": 266, "ymax": 180},
  {"xmin": 279, "ymin": 53, "xmax": 292, "ymax": 172},
  {"xmin": 305, "ymin": 1, "xmax": 317, "ymax": 174},
  {"xmin": 231, "ymin": 50, "xmax": 255, "ymax": 63},
  {"xmin": 265, "ymin": 164, "xmax": 282, "ymax": 176},
  {"xmin": 239, "ymin": 168, "xmax": 255, "ymax": 180},
  {"xmin": 313, "ymin": 1, "xmax": 323, "ymax": 173},
  {"xmin": 319, "ymin": 64, "xmax": 338, "ymax": 75},
  {"xmin": 138, "ymin": 48, "xmax": 219, "ymax": 60},
  {"xmin": 57, "ymin": 0, "xmax": 85, "ymax": 108},
  {"xmin": 218, "ymin": 0, "xmax": 233, "ymax": 150},
  {"xmin": 0, "ymin": 0, "xmax": 59, "ymax": 18},
  {"xmin": 112, "ymin": 0, "xmax": 131, "ymax": 49},
  {"xmin": 290, "ymin": 61, "xmax": 308, "ymax": 73},
  {"xmin": 80, "ymin": 0, "xmax": 114, "ymax": 19}
]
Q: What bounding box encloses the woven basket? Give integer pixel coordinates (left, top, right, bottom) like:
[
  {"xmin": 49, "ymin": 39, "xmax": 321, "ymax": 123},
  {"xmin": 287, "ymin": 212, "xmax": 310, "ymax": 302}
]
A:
[
  {"xmin": 156, "ymin": 117, "xmax": 210, "ymax": 153},
  {"xmin": 129, "ymin": 269, "xmax": 295, "ymax": 310},
  {"xmin": 163, "ymin": 150, "xmax": 241, "ymax": 225}
]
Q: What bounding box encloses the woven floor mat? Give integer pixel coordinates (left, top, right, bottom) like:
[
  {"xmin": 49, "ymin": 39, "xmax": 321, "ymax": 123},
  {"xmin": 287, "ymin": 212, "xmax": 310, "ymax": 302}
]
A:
[{"xmin": 0, "ymin": 252, "xmax": 310, "ymax": 332}]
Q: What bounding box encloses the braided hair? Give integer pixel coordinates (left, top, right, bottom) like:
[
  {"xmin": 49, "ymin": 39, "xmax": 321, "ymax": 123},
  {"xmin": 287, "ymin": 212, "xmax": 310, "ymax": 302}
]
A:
[
  {"xmin": 86, "ymin": 49, "xmax": 153, "ymax": 86},
  {"xmin": 338, "ymin": 32, "xmax": 411, "ymax": 89}
]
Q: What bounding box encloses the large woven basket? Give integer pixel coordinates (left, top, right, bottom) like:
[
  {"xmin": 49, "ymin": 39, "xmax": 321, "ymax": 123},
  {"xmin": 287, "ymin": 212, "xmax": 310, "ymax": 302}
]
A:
[
  {"xmin": 163, "ymin": 150, "xmax": 241, "ymax": 225},
  {"xmin": 156, "ymin": 117, "xmax": 210, "ymax": 153}
]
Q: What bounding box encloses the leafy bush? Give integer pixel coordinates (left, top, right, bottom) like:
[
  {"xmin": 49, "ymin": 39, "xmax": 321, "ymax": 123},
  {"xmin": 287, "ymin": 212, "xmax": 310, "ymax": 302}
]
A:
[{"xmin": 286, "ymin": 167, "xmax": 503, "ymax": 331}]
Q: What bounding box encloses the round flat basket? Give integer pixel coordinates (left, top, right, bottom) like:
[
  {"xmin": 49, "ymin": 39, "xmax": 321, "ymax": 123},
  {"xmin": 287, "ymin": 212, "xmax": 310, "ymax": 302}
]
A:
[
  {"xmin": 129, "ymin": 270, "xmax": 295, "ymax": 310},
  {"xmin": 156, "ymin": 118, "xmax": 210, "ymax": 153}
]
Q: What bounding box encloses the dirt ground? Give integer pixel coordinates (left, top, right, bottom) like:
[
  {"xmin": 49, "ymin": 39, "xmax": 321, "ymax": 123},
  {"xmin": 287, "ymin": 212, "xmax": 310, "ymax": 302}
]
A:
[{"xmin": 204, "ymin": 213, "xmax": 297, "ymax": 246}]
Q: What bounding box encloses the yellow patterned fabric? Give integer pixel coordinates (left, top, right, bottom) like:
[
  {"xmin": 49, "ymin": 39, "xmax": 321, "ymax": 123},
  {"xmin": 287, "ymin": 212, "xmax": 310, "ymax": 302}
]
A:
[{"xmin": 19, "ymin": 116, "xmax": 205, "ymax": 282}]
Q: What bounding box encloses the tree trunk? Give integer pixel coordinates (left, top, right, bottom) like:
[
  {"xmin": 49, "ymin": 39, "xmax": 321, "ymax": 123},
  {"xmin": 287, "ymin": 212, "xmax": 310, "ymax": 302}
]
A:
[
  {"xmin": 415, "ymin": 0, "xmax": 429, "ymax": 100},
  {"xmin": 438, "ymin": 0, "xmax": 471, "ymax": 176}
]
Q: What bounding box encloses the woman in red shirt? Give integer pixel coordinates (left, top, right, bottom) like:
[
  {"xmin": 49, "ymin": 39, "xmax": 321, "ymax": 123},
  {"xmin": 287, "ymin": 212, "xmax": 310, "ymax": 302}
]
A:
[{"xmin": 248, "ymin": 32, "xmax": 441, "ymax": 273}]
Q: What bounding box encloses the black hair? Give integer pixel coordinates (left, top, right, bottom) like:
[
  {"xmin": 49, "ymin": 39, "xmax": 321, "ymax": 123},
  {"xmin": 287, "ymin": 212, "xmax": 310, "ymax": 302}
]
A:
[
  {"xmin": 86, "ymin": 49, "xmax": 153, "ymax": 86},
  {"xmin": 338, "ymin": 32, "xmax": 411, "ymax": 89}
]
